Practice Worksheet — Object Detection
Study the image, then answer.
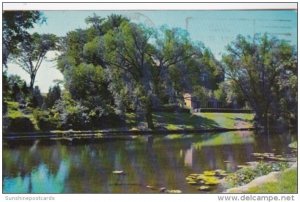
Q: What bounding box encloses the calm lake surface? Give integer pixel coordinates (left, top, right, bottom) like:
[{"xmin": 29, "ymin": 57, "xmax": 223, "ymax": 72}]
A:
[{"xmin": 3, "ymin": 130, "xmax": 297, "ymax": 193}]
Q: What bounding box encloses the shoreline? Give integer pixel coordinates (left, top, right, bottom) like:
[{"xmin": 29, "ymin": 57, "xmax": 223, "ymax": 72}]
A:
[
  {"xmin": 223, "ymin": 163, "xmax": 297, "ymax": 193},
  {"xmin": 3, "ymin": 127, "xmax": 254, "ymax": 141}
]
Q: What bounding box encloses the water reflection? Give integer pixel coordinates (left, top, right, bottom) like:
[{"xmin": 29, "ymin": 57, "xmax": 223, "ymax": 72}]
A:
[
  {"xmin": 3, "ymin": 131, "xmax": 296, "ymax": 193},
  {"xmin": 4, "ymin": 160, "xmax": 70, "ymax": 193},
  {"xmin": 184, "ymin": 146, "xmax": 193, "ymax": 167}
]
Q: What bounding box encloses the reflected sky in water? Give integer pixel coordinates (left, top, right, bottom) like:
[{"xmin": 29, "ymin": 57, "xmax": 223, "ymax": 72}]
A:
[{"xmin": 4, "ymin": 160, "xmax": 70, "ymax": 193}]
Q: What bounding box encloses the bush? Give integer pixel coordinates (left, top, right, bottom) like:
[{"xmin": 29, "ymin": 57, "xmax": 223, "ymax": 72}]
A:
[
  {"xmin": 95, "ymin": 114, "xmax": 123, "ymax": 129},
  {"xmin": 33, "ymin": 109, "xmax": 59, "ymax": 131},
  {"xmin": 6, "ymin": 117, "xmax": 35, "ymax": 132},
  {"xmin": 225, "ymin": 162, "xmax": 289, "ymax": 188},
  {"xmin": 153, "ymin": 104, "xmax": 190, "ymax": 113}
]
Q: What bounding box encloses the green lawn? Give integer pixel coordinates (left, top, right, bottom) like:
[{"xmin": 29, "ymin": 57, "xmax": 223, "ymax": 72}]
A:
[
  {"xmin": 151, "ymin": 112, "xmax": 254, "ymax": 130},
  {"xmin": 247, "ymin": 168, "xmax": 297, "ymax": 193},
  {"xmin": 198, "ymin": 112, "xmax": 254, "ymax": 128},
  {"xmin": 125, "ymin": 112, "xmax": 254, "ymax": 130}
]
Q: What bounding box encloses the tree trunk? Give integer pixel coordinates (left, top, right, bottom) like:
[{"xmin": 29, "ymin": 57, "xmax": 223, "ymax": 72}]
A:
[
  {"xmin": 145, "ymin": 99, "xmax": 154, "ymax": 129},
  {"xmin": 29, "ymin": 73, "xmax": 36, "ymax": 91}
]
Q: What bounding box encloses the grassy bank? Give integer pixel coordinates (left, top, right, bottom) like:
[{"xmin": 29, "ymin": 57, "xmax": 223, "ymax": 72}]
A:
[
  {"xmin": 247, "ymin": 167, "xmax": 297, "ymax": 193},
  {"xmin": 151, "ymin": 112, "xmax": 254, "ymax": 130},
  {"xmin": 4, "ymin": 101, "xmax": 254, "ymax": 134}
]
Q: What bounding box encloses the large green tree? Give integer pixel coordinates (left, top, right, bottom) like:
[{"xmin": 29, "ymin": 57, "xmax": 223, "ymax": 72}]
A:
[
  {"xmin": 57, "ymin": 14, "xmax": 225, "ymax": 129},
  {"xmin": 153, "ymin": 27, "xmax": 223, "ymax": 106},
  {"xmin": 223, "ymin": 34, "xmax": 297, "ymax": 129},
  {"xmin": 103, "ymin": 21, "xmax": 156, "ymax": 128}
]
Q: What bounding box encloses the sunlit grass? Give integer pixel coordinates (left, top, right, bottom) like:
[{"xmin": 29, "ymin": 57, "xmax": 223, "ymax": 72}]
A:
[
  {"xmin": 247, "ymin": 168, "xmax": 297, "ymax": 193},
  {"xmin": 165, "ymin": 124, "xmax": 180, "ymax": 130},
  {"xmin": 6, "ymin": 101, "xmax": 23, "ymax": 118},
  {"xmin": 197, "ymin": 113, "xmax": 254, "ymax": 128},
  {"xmin": 288, "ymin": 141, "xmax": 297, "ymax": 149},
  {"xmin": 152, "ymin": 112, "xmax": 254, "ymax": 130}
]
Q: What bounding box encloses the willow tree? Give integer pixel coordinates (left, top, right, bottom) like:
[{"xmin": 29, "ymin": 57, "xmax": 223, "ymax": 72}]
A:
[
  {"xmin": 223, "ymin": 34, "xmax": 297, "ymax": 129},
  {"xmin": 103, "ymin": 21, "xmax": 156, "ymax": 128}
]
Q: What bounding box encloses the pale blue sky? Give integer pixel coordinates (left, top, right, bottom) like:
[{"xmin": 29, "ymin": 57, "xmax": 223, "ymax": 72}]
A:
[{"xmin": 6, "ymin": 10, "xmax": 297, "ymax": 92}]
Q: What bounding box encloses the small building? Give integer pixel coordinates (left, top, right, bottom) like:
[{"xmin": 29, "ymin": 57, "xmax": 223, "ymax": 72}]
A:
[{"xmin": 183, "ymin": 93, "xmax": 200, "ymax": 109}]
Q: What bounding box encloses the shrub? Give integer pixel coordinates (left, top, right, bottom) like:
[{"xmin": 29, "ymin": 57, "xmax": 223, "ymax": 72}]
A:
[
  {"xmin": 225, "ymin": 162, "xmax": 289, "ymax": 188},
  {"xmin": 33, "ymin": 109, "xmax": 60, "ymax": 131},
  {"xmin": 6, "ymin": 117, "xmax": 35, "ymax": 132}
]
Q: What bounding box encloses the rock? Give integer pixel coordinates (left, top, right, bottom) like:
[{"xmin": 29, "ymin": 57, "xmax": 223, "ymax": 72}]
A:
[
  {"xmin": 146, "ymin": 185, "xmax": 156, "ymax": 190},
  {"xmin": 160, "ymin": 187, "xmax": 167, "ymax": 192},
  {"xmin": 112, "ymin": 170, "xmax": 125, "ymax": 175},
  {"xmin": 198, "ymin": 185, "xmax": 212, "ymax": 191}
]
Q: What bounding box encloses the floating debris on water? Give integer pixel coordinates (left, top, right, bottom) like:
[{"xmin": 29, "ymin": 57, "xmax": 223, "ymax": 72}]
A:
[
  {"xmin": 251, "ymin": 152, "xmax": 296, "ymax": 162},
  {"xmin": 165, "ymin": 189, "xmax": 182, "ymax": 194},
  {"xmin": 146, "ymin": 185, "xmax": 156, "ymax": 190},
  {"xmin": 159, "ymin": 186, "xmax": 182, "ymax": 194},
  {"xmin": 112, "ymin": 170, "xmax": 126, "ymax": 175}
]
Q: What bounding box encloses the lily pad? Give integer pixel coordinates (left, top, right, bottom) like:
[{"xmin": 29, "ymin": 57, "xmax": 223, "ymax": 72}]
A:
[
  {"xmin": 203, "ymin": 170, "xmax": 216, "ymax": 176},
  {"xmin": 203, "ymin": 176, "xmax": 219, "ymax": 185},
  {"xmin": 187, "ymin": 180, "xmax": 198, "ymax": 185}
]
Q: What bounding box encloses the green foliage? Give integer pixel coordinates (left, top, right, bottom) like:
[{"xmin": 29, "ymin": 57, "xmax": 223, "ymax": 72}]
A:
[
  {"xmin": 6, "ymin": 117, "xmax": 35, "ymax": 132},
  {"xmin": 28, "ymin": 86, "xmax": 44, "ymax": 108},
  {"xmin": 193, "ymin": 85, "xmax": 212, "ymax": 107},
  {"xmin": 3, "ymin": 11, "xmax": 44, "ymax": 67},
  {"xmin": 225, "ymin": 162, "xmax": 289, "ymax": 187},
  {"xmin": 223, "ymin": 34, "xmax": 297, "ymax": 128},
  {"xmin": 6, "ymin": 101, "xmax": 23, "ymax": 118},
  {"xmin": 155, "ymin": 104, "xmax": 190, "ymax": 113},
  {"xmin": 51, "ymin": 91, "xmax": 119, "ymax": 130},
  {"xmin": 288, "ymin": 141, "xmax": 297, "ymax": 149},
  {"xmin": 45, "ymin": 85, "xmax": 61, "ymax": 109},
  {"xmin": 33, "ymin": 109, "xmax": 60, "ymax": 131},
  {"xmin": 58, "ymin": 29, "xmax": 88, "ymax": 69}
]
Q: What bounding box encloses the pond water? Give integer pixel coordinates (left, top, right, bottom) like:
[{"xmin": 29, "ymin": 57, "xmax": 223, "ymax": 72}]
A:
[{"xmin": 3, "ymin": 130, "xmax": 297, "ymax": 193}]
